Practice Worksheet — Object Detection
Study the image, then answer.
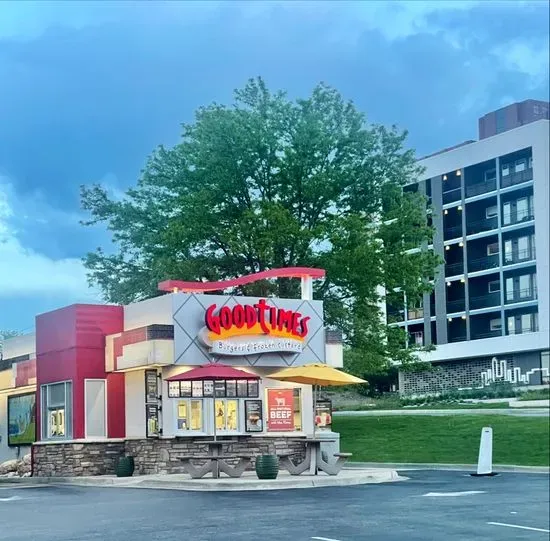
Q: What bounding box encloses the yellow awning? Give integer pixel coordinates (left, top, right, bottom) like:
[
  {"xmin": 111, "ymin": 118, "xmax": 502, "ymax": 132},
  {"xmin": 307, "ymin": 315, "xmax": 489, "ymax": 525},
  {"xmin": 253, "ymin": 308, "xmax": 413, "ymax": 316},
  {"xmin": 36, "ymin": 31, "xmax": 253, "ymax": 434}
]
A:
[{"xmin": 268, "ymin": 363, "xmax": 366, "ymax": 387}]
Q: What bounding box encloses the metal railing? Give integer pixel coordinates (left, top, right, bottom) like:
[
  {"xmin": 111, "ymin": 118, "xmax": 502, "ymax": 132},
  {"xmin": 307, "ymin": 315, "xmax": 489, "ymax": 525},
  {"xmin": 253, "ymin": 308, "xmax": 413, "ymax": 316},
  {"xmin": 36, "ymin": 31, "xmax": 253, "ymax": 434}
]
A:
[
  {"xmin": 468, "ymin": 254, "xmax": 500, "ymax": 273},
  {"xmin": 502, "ymin": 208, "xmax": 534, "ymax": 226},
  {"xmin": 442, "ymin": 187, "xmax": 461, "ymax": 204},
  {"xmin": 445, "ymin": 261, "xmax": 464, "ymax": 276},
  {"xmin": 465, "ymin": 178, "xmax": 497, "ymax": 198},
  {"xmin": 469, "ymin": 292, "xmax": 501, "ymax": 310},
  {"xmin": 466, "ymin": 215, "xmax": 498, "ymax": 235},
  {"xmin": 471, "ymin": 330, "xmax": 502, "ymax": 340},
  {"xmin": 501, "ymin": 168, "xmax": 533, "ymax": 188},
  {"xmin": 504, "ymin": 248, "xmax": 536, "ymax": 265},
  {"xmin": 505, "ymin": 287, "xmax": 538, "ymax": 304}
]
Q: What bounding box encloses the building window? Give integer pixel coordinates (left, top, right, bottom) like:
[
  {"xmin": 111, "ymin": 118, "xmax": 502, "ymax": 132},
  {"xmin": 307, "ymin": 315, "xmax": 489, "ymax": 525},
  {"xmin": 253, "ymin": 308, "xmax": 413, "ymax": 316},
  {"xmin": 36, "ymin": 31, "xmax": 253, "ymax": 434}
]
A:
[
  {"xmin": 487, "ymin": 242, "xmax": 499, "ymax": 256},
  {"xmin": 215, "ymin": 399, "xmax": 239, "ymax": 431},
  {"xmin": 488, "ymin": 280, "xmax": 500, "ymax": 293},
  {"xmin": 507, "ymin": 313, "xmax": 538, "ymax": 335},
  {"xmin": 41, "ymin": 381, "xmax": 72, "ymax": 440},
  {"xmin": 489, "ymin": 318, "xmax": 502, "ymax": 332},
  {"xmin": 484, "ymin": 169, "xmax": 496, "ymax": 182},
  {"xmin": 528, "ymin": 156, "xmax": 533, "ymax": 169},
  {"xmin": 176, "ymin": 399, "xmax": 204, "ymax": 432},
  {"xmin": 485, "ymin": 205, "xmax": 498, "ymax": 218},
  {"xmin": 515, "ymin": 159, "xmax": 526, "ymax": 173},
  {"xmin": 501, "ymin": 164, "xmax": 510, "ymax": 177}
]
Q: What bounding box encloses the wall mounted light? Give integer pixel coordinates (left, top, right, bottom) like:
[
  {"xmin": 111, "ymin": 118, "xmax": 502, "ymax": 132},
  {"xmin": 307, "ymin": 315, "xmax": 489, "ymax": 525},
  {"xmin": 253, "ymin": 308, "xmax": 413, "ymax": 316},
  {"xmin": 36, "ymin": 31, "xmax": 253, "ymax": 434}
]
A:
[
  {"xmin": 457, "ymin": 205, "xmax": 463, "ymax": 211},
  {"xmin": 456, "ymin": 170, "xmax": 461, "ymax": 176},
  {"xmin": 446, "ymin": 282, "xmax": 451, "ymax": 287},
  {"xmin": 443, "ymin": 174, "xmax": 448, "ymax": 181},
  {"xmin": 445, "ymin": 245, "xmax": 450, "ymax": 251},
  {"xmin": 444, "ymin": 209, "xmax": 449, "ymax": 215},
  {"xmin": 448, "ymin": 317, "xmax": 452, "ymax": 322},
  {"xmin": 461, "ymin": 315, "xmax": 467, "ymax": 320},
  {"xmin": 460, "ymin": 278, "xmax": 465, "ymax": 283},
  {"xmin": 459, "ymin": 241, "xmax": 464, "ymax": 247}
]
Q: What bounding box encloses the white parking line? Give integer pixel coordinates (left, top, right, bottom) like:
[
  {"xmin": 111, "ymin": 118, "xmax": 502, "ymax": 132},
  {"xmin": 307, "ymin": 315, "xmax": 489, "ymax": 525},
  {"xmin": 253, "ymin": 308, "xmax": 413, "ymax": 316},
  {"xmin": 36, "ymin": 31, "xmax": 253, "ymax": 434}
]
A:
[
  {"xmin": 488, "ymin": 522, "xmax": 550, "ymax": 533},
  {"xmin": 422, "ymin": 491, "xmax": 485, "ymax": 497},
  {"xmin": 312, "ymin": 537, "xmax": 342, "ymax": 541}
]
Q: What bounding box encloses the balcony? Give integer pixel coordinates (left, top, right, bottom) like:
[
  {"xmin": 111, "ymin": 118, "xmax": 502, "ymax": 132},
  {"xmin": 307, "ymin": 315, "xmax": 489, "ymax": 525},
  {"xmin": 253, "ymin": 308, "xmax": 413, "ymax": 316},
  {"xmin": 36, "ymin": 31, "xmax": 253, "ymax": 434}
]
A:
[
  {"xmin": 504, "ymin": 248, "xmax": 536, "ymax": 265},
  {"xmin": 502, "ymin": 208, "xmax": 534, "ymax": 227},
  {"xmin": 443, "ymin": 187, "xmax": 461, "ymax": 204},
  {"xmin": 469, "ymin": 292, "xmax": 501, "ymax": 310},
  {"xmin": 407, "ymin": 308, "xmax": 424, "ymax": 320},
  {"xmin": 446, "ymin": 298, "xmax": 466, "ymax": 313},
  {"xmin": 449, "ymin": 335, "xmax": 467, "ymax": 343},
  {"xmin": 501, "ymin": 168, "xmax": 533, "ymax": 189},
  {"xmin": 468, "ymin": 254, "xmax": 500, "ymax": 273},
  {"xmin": 445, "ymin": 261, "xmax": 464, "ymax": 277},
  {"xmin": 471, "ymin": 330, "xmax": 502, "ymax": 340},
  {"xmin": 505, "ymin": 287, "xmax": 538, "ymax": 304},
  {"xmin": 466, "ymin": 215, "xmax": 498, "ymax": 235},
  {"xmin": 444, "ymin": 224, "xmax": 463, "ymax": 239},
  {"xmin": 465, "ymin": 178, "xmax": 496, "ymax": 198}
]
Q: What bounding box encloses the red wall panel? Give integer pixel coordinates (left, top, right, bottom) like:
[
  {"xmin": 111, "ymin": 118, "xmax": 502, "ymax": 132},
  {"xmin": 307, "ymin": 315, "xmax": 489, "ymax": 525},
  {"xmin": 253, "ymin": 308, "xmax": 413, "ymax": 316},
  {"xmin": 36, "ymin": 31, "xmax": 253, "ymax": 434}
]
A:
[
  {"xmin": 35, "ymin": 304, "xmax": 124, "ymax": 441},
  {"xmin": 107, "ymin": 373, "xmax": 126, "ymax": 438}
]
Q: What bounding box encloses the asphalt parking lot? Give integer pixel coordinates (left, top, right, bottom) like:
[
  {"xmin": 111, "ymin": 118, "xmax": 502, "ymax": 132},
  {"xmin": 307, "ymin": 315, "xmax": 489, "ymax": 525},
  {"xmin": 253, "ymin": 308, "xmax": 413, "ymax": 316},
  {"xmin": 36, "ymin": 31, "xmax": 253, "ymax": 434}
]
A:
[{"xmin": 0, "ymin": 471, "xmax": 548, "ymax": 541}]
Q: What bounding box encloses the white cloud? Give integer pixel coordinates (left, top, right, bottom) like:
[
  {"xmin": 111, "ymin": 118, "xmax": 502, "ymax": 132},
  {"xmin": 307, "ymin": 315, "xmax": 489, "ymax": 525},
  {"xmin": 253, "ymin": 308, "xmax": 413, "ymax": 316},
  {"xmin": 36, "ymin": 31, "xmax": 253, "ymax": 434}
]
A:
[{"xmin": 0, "ymin": 178, "xmax": 100, "ymax": 299}]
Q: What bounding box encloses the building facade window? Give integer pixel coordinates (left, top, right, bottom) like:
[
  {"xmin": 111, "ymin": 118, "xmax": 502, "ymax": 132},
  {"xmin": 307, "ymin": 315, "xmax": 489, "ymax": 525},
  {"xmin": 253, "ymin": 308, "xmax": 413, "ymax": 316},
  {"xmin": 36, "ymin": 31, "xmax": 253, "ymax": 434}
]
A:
[
  {"xmin": 489, "ymin": 318, "xmax": 502, "ymax": 331},
  {"xmin": 488, "ymin": 280, "xmax": 500, "ymax": 293},
  {"xmin": 41, "ymin": 381, "xmax": 72, "ymax": 440},
  {"xmin": 176, "ymin": 399, "xmax": 203, "ymax": 432}
]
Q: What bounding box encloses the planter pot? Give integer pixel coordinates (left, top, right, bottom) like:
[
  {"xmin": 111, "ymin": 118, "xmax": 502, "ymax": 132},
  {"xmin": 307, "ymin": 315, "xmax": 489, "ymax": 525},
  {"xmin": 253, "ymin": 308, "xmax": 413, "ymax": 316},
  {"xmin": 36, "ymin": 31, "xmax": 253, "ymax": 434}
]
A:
[
  {"xmin": 116, "ymin": 456, "xmax": 135, "ymax": 478},
  {"xmin": 255, "ymin": 455, "xmax": 279, "ymax": 480}
]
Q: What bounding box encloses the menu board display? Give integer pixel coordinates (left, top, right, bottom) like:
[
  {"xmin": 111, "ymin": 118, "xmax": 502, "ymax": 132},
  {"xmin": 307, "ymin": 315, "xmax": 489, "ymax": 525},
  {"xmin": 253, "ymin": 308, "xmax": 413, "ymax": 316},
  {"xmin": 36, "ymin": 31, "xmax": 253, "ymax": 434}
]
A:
[
  {"xmin": 237, "ymin": 380, "xmax": 248, "ymax": 397},
  {"xmin": 245, "ymin": 400, "xmax": 263, "ymax": 432},
  {"xmin": 168, "ymin": 381, "xmax": 180, "ymax": 398},
  {"xmin": 180, "ymin": 381, "xmax": 192, "ymax": 397},
  {"xmin": 314, "ymin": 400, "xmax": 332, "ymax": 431},
  {"xmin": 266, "ymin": 389, "xmax": 294, "ymax": 432},
  {"xmin": 248, "ymin": 380, "xmax": 259, "ymax": 398},
  {"xmin": 226, "ymin": 380, "xmax": 237, "ymax": 397},
  {"xmin": 146, "ymin": 404, "xmax": 159, "ymax": 438},
  {"xmin": 145, "ymin": 370, "xmax": 158, "ymax": 403},
  {"xmin": 214, "ymin": 380, "xmax": 226, "ymax": 398},
  {"xmin": 203, "ymin": 380, "xmax": 214, "ymax": 397},
  {"xmin": 192, "ymin": 381, "xmax": 203, "ymax": 397}
]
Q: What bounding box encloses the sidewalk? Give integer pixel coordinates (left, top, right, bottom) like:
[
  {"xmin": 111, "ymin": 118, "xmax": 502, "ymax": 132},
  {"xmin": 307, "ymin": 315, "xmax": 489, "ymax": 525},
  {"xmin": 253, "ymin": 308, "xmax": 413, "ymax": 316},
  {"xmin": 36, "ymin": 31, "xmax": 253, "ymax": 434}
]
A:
[{"xmin": 0, "ymin": 468, "xmax": 401, "ymax": 492}]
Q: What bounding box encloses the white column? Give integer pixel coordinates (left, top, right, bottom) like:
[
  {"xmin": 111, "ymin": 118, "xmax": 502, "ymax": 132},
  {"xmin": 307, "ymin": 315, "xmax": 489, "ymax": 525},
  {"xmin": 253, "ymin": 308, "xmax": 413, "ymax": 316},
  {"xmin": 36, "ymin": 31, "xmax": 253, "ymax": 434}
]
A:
[{"xmin": 301, "ymin": 276, "xmax": 313, "ymax": 300}]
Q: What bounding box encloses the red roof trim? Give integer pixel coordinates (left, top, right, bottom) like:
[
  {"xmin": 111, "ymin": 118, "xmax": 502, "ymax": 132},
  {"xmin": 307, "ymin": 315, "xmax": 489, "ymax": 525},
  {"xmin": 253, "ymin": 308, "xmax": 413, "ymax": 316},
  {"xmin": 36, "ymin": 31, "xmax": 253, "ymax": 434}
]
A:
[
  {"xmin": 166, "ymin": 363, "xmax": 259, "ymax": 381},
  {"xmin": 158, "ymin": 267, "xmax": 325, "ymax": 293}
]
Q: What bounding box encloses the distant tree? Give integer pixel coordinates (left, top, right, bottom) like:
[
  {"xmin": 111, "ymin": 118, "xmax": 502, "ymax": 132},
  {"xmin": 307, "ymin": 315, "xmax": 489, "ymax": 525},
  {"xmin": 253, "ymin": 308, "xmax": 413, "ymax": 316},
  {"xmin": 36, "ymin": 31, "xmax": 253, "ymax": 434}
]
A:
[
  {"xmin": 0, "ymin": 329, "xmax": 21, "ymax": 360},
  {"xmin": 81, "ymin": 77, "xmax": 439, "ymax": 375}
]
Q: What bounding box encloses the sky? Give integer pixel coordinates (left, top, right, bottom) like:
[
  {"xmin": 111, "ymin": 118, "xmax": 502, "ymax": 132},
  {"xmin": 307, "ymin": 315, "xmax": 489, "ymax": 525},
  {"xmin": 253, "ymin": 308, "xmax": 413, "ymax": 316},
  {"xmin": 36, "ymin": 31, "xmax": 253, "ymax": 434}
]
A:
[{"xmin": 0, "ymin": 0, "xmax": 548, "ymax": 333}]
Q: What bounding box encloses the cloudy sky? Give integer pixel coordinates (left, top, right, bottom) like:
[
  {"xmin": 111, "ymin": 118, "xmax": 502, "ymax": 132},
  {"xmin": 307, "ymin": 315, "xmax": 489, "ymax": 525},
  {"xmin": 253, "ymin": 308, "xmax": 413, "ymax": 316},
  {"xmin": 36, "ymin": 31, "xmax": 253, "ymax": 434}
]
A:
[{"xmin": 0, "ymin": 0, "xmax": 548, "ymax": 332}]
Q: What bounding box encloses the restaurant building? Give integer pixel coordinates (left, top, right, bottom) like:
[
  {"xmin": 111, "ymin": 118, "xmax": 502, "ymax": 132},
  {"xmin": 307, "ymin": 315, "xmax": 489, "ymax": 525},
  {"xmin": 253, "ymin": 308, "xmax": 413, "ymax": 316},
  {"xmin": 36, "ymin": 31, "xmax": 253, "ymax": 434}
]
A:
[{"xmin": 0, "ymin": 268, "xmax": 343, "ymax": 475}]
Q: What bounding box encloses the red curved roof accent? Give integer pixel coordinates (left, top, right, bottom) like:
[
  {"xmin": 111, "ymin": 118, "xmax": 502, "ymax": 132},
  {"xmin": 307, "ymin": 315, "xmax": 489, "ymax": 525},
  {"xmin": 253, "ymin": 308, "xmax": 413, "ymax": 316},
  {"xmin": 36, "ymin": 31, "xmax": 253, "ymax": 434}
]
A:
[
  {"xmin": 166, "ymin": 363, "xmax": 259, "ymax": 381},
  {"xmin": 158, "ymin": 267, "xmax": 326, "ymax": 293}
]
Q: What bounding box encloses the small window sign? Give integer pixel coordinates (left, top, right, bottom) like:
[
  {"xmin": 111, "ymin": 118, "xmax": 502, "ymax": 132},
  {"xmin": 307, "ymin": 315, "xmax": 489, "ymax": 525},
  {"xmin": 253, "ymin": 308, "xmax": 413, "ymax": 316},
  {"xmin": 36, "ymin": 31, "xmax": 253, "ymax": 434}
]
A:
[
  {"xmin": 203, "ymin": 380, "xmax": 214, "ymax": 397},
  {"xmin": 192, "ymin": 381, "xmax": 203, "ymax": 397},
  {"xmin": 248, "ymin": 380, "xmax": 259, "ymax": 398},
  {"xmin": 226, "ymin": 380, "xmax": 237, "ymax": 397},
  {"xmin": 168, "ymin": 381, "xmax": 180, "ymax": 398},
  {"xmin": 180, "ymin": 381, "xmax": 192, "ymax": 398},
  {"xmin": 237, "ymin": 380, "xmax": 248, "ymax": 397},
  {"xmin": 214, "ymin": 380, "xmax": 226, "ymax": 398}
]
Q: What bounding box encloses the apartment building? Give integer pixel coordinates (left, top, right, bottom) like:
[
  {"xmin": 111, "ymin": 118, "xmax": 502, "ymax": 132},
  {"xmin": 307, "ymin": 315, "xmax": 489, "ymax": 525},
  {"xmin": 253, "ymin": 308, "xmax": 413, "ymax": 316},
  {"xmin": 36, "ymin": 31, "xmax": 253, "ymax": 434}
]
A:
[{"xmin": 394, "ymin": 105, "xmax": 549, "ymax": 395}]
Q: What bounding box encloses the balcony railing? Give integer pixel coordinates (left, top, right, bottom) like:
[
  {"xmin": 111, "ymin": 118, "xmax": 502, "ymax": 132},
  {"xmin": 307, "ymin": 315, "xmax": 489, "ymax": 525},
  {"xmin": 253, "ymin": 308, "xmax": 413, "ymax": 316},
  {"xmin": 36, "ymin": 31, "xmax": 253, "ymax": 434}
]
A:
[
  {"xmin": 471, "ymin": 330, "xmax": 502, "ymax": 340},
  {"xmin": 445, "ymin": 261, "xmax": 464, "ymax": 277},
  {"xmin": 407, "ymin": 308, "xmax": 424, "ymax": 320},
  {"xmin": 502, "ymin": 208, "xmax": 535, "ymax": 226},
  {"xmin": 469, "ymin": 292, "xmax": 501, "ymax": 310},
  {"xmin": 504, "ymin": 248, "xmax": 536, "ymax": 265},
  {"xmin": 465, "ymin": 178, "xmax": 496, "ymax": 198},
  {"xmin": 501, "ymin": 168, "xmax": 533, "ymax": 188},
  {"xmin": 444, "ymin": 224, "xmax": 463, "ymax": 239},
  {"xmin": 505, "ymin": 287, "xmax": 538, "ymax": 304},
  {"xmin": 466, "ymin": 216, "xmax": 498, "ymax": 235},
  {"xmin": 443, "ymin": 187, "xmax": 461, "ymax": 204},
  {"xmin": 449, "ymin": 335, "xmax": 467, "ymax": 343},
  {"xmin": 447, "ymin": 299, "xmax": 466, "ymax": 313},
  {"xmin": 468, "ymin": 254, "xmax": 500, "ymax": 273}
]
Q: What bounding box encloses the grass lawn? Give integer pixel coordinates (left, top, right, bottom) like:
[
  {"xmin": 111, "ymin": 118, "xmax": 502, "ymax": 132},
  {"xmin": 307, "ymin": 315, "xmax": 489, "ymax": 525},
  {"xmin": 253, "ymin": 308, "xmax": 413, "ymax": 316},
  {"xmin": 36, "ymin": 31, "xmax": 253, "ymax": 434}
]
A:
[
  {"xmin": 335, "ymin": 415, "xmax": 550, "ymax": 466},
  {"xmin": 334, "ymin": 402, "xmax": 512, "ymax": 411}
]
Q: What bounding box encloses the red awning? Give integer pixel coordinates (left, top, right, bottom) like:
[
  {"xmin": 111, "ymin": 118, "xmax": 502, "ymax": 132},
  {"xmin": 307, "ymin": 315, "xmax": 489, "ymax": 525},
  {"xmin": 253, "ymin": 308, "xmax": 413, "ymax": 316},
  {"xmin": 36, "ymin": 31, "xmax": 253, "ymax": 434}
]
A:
[{"xmin": 166, "ymin": 363, "xmax": 259, "ymax": 381}]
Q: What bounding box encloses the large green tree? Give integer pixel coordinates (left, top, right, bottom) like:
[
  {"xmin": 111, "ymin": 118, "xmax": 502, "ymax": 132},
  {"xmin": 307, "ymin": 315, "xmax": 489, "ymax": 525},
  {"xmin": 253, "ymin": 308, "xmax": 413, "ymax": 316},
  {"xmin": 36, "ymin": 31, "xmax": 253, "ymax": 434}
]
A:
[{"xmin": 81, "ymin": 78, "xmax": 438, "ymax": 375}]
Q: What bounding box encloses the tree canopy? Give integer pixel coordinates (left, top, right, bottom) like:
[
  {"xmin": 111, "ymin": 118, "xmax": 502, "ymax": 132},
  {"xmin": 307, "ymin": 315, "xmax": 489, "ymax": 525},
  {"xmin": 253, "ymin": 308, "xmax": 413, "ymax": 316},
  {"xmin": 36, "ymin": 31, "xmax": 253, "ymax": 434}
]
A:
[{"xmin": 81, "ymin": 77, "xmax": 439, "ymax": 376}]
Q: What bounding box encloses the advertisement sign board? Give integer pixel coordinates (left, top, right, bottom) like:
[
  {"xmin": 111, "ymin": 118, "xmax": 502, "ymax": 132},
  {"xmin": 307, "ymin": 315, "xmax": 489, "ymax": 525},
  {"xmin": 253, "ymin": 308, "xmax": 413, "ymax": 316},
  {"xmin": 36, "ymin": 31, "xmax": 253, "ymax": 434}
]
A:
[{"xmin": 266, "ymin": 389, "xmax": 294, "ymax": 432}]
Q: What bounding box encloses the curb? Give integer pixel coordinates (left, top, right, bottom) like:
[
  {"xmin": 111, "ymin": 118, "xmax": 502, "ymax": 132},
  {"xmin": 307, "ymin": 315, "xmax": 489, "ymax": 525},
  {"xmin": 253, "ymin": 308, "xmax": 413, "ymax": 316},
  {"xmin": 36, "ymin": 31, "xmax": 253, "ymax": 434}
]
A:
[
  {"xmin": 345, "ymin": 462, "xmax": 550, "ymax": 474},
  {"xmin": 0, "ymin": 469, "xmax": 403, "ymax": 491}
]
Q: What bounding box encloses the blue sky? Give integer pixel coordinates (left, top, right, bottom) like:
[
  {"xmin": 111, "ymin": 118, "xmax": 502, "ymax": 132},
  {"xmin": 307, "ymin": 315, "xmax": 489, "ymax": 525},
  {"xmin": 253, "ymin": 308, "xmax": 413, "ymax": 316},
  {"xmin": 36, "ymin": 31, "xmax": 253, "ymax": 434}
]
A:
[{"xmin": 0, "ymin": 0, "xmax": 548, "ymax": 332}]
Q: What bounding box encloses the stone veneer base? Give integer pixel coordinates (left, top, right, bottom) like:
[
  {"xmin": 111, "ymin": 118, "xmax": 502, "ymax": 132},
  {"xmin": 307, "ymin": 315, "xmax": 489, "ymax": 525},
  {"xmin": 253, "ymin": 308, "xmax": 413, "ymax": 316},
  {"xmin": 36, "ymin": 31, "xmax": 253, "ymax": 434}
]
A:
[{"xmin": 32, "ymin": 437, "xmax": 307, "ymax": 477}]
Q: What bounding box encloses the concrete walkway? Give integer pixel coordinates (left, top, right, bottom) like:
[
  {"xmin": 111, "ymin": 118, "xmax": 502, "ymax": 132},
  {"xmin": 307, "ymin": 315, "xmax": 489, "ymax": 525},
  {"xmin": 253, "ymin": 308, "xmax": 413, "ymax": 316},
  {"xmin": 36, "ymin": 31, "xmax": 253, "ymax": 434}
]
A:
[
  {"xmin": 0, "ymin": 468, "xmax": 401, "ymax": 492},
  {"xmin": 334, "ymin": 408, "xmax": 549, "ymax": 417}
]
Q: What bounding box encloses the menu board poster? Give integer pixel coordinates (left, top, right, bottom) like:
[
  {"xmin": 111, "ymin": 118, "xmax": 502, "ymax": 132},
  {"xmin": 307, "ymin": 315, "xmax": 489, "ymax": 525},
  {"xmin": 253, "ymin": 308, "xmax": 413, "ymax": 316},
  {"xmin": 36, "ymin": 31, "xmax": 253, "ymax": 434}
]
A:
[
  {"xmin": 192, "ymin": 381, "xmax": 203, "ymax": 397},
  {"xmin": 145, "ymin": 370, "xmax": 158, "ymax": 403},
  {"xmin": 315, "ymin": 400, "xmax": 332, "ymax": 431},
  {"xmin": 168, "ymin": 381, "xmax": 180, "ymax": 398},
  {"xmin": 146, "ymin": 404, "xmax": 159, "ymax": 438},
  {"xmin": 226, "ymin": 380, "xmax": 237, "ymax": 398},
  {"xmin": 203, "ymin": 380, "xmax": 214, "ymax": 397},
  {"xmin": 266, "ymin": 389, "xmax": 294, "ymax": 432},
  {"xmin": 214, "ymin": 380, "xmax": 226, "ymax": 398},
  {"xmin": 237, "ymin": 379, "xmax": 248, "ymax": 398},
  {"xmin": 248, "ymin": 380, "xmax": 259, "ymax": 398},
  {"xmin": 245, "ymin": 400, "xmax": 263, "ymax": 432},
  {"xmin": 180, "ymin": 381, "xmax": 192, "ymax": 397}
]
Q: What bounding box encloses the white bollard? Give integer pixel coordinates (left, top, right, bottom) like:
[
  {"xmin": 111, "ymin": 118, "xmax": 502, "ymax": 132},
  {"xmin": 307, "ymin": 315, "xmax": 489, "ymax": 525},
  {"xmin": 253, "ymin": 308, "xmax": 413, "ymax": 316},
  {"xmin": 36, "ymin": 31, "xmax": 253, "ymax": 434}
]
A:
[{"xmin": 471, "ymin": 426, "xmax": 498, "ymax": 477}]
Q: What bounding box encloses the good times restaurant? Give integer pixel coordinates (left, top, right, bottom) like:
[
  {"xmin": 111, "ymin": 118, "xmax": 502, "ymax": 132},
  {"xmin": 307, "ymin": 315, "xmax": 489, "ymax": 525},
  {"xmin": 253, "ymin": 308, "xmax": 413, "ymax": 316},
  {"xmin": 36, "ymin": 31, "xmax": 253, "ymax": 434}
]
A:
[{"xmin": 0, "ymin": 268, "xmax": 343, "ymax": 476}]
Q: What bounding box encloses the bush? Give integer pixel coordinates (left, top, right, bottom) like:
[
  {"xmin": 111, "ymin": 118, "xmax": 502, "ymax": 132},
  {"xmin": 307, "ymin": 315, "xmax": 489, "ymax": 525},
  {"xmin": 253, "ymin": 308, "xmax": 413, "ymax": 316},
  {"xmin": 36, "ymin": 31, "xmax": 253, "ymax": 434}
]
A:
[{"xmin": 518, "ymin": 388, "xmax": 550, "ymax": 401}]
